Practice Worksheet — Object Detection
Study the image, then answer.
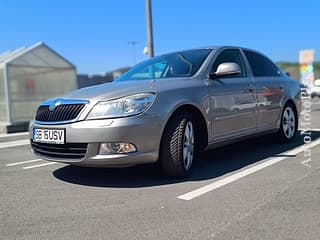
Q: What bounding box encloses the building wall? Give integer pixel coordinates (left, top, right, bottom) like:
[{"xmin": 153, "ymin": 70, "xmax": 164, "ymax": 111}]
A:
[
  {"xmin": 77, "ymin": 67, "xmax": 130, "ymax": 89},
  {"xmin": 77, "ymin": 74, "xmax": 114, "ymax": 89},
  {"xmin": 0, "ymin": 67, "xmax": 8, "ymax": 122},
  {"xmin": 8, "ymin": 65, "xmax": 76, "ymax": 123}
]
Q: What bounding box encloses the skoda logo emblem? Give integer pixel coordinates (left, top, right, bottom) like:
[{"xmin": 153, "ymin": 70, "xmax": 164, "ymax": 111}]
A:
[{"xmin": 49, "ymin": 100, "xmax": 60, "ymax": 111}]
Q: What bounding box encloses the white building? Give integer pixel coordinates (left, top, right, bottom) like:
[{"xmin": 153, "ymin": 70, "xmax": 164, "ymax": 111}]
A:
[{"xmin": 0, "ymin": 42, "xmax": 77, "ymax": 133}]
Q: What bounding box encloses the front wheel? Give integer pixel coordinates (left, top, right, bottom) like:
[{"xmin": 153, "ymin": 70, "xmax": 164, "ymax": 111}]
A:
[
  {"xmin": 277, "ymin": 103, "xmax": 298, "ymax": 142},
  {"xmin": 160, "ymin": 113, "xmax": 195, "ymax": 178}
]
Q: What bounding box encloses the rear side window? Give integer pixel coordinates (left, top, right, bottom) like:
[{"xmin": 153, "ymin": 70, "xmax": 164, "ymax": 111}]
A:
[{"xmin": 244, "ymin": 50, "xmax": 280, "ymax": 77}]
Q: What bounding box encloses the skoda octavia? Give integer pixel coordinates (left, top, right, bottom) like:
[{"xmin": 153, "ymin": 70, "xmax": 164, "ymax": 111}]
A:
[{"xmin": 30, "ymin": 46, "xmax": 300, "ymax": 178}]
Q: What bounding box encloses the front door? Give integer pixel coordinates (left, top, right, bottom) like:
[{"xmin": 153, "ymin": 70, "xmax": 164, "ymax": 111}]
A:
[{"xmin": 207, "ymin": 48, "xmax": 257, "ymax": 142}]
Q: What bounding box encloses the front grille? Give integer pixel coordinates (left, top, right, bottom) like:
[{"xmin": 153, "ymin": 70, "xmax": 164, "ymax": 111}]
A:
[
  {"xmin": 35, "ymin": 104, "xmax": 85, "ymax": 122},
  {"xmin": 31, "ymin": 140, "xmax": 88, "ymax": 159}
]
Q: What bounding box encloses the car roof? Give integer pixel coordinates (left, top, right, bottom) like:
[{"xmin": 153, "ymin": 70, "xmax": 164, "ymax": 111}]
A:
[{"xmin": 158, "ymin": 46, "xmax": 260, "ymax": 57}]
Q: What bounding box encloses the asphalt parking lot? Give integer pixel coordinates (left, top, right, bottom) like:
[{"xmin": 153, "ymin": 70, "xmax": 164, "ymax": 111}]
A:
[{"xmin": 1, "ymin": 99, "xmax": 320, "ymax": 240}]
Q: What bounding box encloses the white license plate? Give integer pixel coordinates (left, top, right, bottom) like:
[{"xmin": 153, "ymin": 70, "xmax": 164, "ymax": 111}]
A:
[{"xmin": 33, "ymin": 128, "xmax": 65, "ymax": 144}]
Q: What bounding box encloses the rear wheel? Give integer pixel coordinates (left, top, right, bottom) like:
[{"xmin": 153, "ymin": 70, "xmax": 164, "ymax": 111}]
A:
[
  {"xmin": 160, "ymin": 112, "xmax": 195, "ymax": 178},
  {"xmin": 277, "ymin": 103, "xmax": 298, "ymax": 142}
]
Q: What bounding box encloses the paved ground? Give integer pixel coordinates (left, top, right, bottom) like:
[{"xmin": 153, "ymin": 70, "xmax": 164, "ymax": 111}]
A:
[{"xmin": 1, "ymin": 99, "xmax": 320, "ymax": 240}]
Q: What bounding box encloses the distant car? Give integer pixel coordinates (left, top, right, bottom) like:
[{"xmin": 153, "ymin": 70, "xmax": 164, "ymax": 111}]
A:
[
  {"xmin": 311, "ymin": 79, "xmax": 320, "ymax": 98},
  {"xmin": 300, "ymin": 83, "xmax": 311, "ymax": 96},
  {"xmin": 30, "ymin": 46, "xmax": 301, "ymax": 178}
]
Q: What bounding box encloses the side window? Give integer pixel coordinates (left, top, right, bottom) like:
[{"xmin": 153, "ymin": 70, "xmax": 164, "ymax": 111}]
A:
[
  {"xmin": 211, "ymin": 49, "xmax": 247, "ymax": 78},
  {"xmin": 244, "ymin": 50, "xmax": 280, "ymax": 77}
]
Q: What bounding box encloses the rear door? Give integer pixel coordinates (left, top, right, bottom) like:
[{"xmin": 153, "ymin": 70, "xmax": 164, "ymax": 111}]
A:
[
  {"xmin": 243, "ymin": 50, "xmax": 284, "ymax": 131},
  {"xmin": 207, "ymin": 48, "xmax": 257, "ymax": 142}
]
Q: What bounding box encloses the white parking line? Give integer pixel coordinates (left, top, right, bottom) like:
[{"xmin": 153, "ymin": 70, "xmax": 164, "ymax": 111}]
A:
[
  {"xmin": 23, "ymin": 162, "xmax": 57, "ymax": 169},
  {"xmin": 6, "ymin": 159, "xmax": 42, "ymax": 166},
  {"xmin": 0, "ymin": 140, "xmax": 29, "ymax": 149},
  {"xmin": 178, "ymin": 138, "xmax": 320, "ymax": 201}
]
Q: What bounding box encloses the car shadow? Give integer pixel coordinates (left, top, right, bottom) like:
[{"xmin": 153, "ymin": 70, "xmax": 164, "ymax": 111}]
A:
[{"xmin": 53, "ymin": 130, "xmax": 320, "ymax": 188}]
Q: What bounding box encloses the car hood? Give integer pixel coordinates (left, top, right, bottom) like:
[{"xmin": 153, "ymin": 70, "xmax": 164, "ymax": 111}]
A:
[{"xmin": 64, "ymin": 80, "xmax": 157, "ymax": 102}]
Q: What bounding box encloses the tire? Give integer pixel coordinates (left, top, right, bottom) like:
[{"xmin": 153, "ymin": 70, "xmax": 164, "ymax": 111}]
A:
[
  {"xmin": 160, "ymin": 112, "xmax": 195, "ymax": 178},
  {"xmin": 277, "ymin": 103, "xmax": 298, "ymax": 142}
]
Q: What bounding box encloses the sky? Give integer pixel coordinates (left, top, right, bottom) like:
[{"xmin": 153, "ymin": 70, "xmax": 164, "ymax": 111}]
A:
[{"xmin": 0, "ymin": 0, "xmax": 319, "ymax": 74}]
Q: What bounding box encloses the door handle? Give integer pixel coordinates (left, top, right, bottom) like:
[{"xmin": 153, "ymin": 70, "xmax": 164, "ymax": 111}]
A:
[{"xmin": 246, "ymin": 85, "xmax": 255, "ymax": 92}]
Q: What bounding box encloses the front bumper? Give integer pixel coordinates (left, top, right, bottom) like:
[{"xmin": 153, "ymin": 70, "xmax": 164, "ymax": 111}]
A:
[{"xmin": 29, "ymin": 114, "xmax": 163, "ymax": 167}]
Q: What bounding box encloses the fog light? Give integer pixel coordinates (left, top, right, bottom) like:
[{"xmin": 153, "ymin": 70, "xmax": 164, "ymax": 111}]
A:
[{"xmin": 99, "ymin": 143, "xmax": 137, "ymax": 154}]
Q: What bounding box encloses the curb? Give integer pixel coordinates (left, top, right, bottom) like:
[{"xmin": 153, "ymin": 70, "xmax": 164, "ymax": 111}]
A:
[{"xmin": 0, "ymin": 132, "xmax": 30, "ymax": 143}]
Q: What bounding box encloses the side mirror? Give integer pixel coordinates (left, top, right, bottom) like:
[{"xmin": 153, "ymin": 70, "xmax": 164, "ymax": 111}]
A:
[{"xmin": 209, "ymin": 62, "xmax": 241, "ymax": 79}]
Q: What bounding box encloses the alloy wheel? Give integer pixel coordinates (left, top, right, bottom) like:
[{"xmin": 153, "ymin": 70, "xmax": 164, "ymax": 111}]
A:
[
  {"xmin": 282, "ymin": 107, "xmax": 296, "ymax": 139},
  {"xmin": 183, "ymin": 121, "xmax": 194, "ymax": 171}
]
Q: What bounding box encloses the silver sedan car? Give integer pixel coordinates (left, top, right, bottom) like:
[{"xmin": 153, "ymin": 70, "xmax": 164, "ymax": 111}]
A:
[{"xmin": 30, "ymin": 46, "xmax": 300, "ymax": 178}]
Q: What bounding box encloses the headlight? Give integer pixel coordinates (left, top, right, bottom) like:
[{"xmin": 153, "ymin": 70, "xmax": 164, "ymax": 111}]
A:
[{"xmin": 87, "ymin": 93, "xmax": 156, "ymax": 119}]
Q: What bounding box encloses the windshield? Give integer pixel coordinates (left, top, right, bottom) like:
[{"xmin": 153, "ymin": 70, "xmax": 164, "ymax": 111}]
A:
[{"xmin": 115, "ymin": 49, "xmax": 211, "ymax": 82}]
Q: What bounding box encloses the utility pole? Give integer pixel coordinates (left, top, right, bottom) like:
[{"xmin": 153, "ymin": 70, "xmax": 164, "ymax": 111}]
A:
[
  {"xmin": 145, "ymin": 0, "xmax": 154, "ymax": 57},
  {"xmin": 128, "ymin": 41, "xmax": 139, "ymax": 65}
]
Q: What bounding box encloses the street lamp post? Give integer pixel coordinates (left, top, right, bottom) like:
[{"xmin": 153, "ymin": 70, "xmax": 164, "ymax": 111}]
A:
[{"xmin": 145, "ymin": 0, "xmax": 154, "ymax": 57}]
